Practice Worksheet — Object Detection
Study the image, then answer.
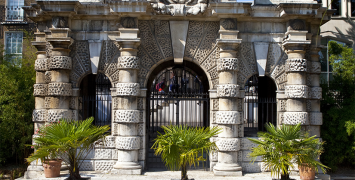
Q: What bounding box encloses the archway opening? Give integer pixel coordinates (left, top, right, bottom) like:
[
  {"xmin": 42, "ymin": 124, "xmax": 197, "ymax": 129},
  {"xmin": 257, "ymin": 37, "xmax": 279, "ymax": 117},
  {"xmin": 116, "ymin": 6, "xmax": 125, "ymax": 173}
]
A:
[
  {"xmin": 244, "ymin": 75, "xmax": 277, "ymax": 137},
  {"xmin": 80, "ymin": 73, "xmax": 112, "ymax": 130},
  {"xmin": 146, "ymin": 61, "xmax": 210, "ymax": 170}
]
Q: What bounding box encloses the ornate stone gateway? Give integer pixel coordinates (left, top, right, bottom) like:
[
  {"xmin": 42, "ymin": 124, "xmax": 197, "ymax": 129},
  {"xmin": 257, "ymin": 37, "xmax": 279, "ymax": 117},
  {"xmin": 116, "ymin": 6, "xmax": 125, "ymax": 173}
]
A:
[{"xmin": 146, "ymin": 66, "xmax": 210, "ymax": 169}]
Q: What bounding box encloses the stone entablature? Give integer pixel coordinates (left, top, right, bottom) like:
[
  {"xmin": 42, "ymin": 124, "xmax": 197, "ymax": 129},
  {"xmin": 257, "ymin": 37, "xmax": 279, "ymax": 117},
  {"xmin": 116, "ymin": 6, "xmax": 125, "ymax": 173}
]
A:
[{"xmin": 24, "ymin": 0, "xmax": 333, "ymax": 178}]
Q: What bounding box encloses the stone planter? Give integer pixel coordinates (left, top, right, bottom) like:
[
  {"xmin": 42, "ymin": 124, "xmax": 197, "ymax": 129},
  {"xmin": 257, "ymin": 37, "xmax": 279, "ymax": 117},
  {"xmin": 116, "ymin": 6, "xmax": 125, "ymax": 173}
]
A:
[
  {"xmin": 43, "ymin": 159, "xmax": 62, "ymax": 178},
  {"xmin": 299, "ymin": 164, "xmax": 315, "ymax": 180}
]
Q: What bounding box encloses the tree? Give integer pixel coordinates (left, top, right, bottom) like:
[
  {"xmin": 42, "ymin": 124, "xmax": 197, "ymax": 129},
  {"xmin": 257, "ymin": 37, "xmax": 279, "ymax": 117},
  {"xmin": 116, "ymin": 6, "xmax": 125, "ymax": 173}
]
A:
[{"xmin": 151, "ymin": 125, "xmax": 221, "ymax": 180}]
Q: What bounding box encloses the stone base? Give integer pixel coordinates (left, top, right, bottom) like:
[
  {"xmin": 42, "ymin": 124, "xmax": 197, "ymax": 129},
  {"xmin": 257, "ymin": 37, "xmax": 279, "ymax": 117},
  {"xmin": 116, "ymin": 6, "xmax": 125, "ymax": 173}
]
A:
[
  {"xmin": 213, "ymin": 170, "xmax": 242, "ymax": 176},
  {"xmin": 24, "ymin": 170, "xmax": 43, "ymax": 179},
  {"xmin": 316, "ymin": 174, "xmax": 331, "ymax": 180},
  {"xmin": 111, "ymin": 169, "xmax": 142, "ymax": 175}
]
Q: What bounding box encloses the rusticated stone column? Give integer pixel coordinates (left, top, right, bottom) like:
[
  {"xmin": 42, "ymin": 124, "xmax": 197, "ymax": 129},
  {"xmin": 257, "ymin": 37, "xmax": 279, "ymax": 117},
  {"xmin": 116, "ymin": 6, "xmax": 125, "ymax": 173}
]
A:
[
  {"xmin": 112, "ymin": 18, "xmax": 142, "ymax": 175},
  {"xmin": 45, "ymin": 17, "xmax": 73, "ymax": 123},
  {"xmin": 213, "ymin": 19, "xmax": 242, "ymax": 176},
  {"xmin": 282, "ymin": 19, "xmax": 311, "ymax": 128}
]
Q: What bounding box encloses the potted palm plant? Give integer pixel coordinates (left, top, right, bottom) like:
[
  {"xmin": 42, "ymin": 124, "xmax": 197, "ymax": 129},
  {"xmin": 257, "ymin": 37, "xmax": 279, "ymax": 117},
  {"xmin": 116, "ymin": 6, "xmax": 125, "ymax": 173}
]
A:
[
  {"xmin": 248, "ymin": 123, "xmax": 328, "ymax": 180},
  {"xmin": 27, "ymin": 117, "xmax": 110, "ymax": 180},
  {"xmin": 151, "ymin": 125, "xmax": 221, "ymax": 180}
]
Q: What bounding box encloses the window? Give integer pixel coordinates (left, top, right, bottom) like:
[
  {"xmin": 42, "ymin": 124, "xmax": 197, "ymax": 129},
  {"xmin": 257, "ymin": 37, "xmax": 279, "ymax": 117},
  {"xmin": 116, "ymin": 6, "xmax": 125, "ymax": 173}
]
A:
[
  {"xmin": 6, "ymin": 0, "xmax": 24, "ymax": 21},
  {"xmin": 331, "ymin": 0, "xmax": 341, "ymax": 16},
  {"xmin": 351, "ymin": 0, "xmax": 355, "ymax": 16},
  {"xmin": 5, "ymin": 32, "xmax": 23, "ymax": 62}
]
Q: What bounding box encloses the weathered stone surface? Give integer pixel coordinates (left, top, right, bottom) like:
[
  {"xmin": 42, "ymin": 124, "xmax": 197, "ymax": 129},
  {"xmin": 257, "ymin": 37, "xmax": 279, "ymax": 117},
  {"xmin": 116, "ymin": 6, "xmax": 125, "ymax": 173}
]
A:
[
  {"xmin": 35, "ymin": 58, "xmax": 48, "ymax": 71},
  {"xmin": 95, "ymin": 161, "xmax": 116, "ymax": 171},
  {"xmin": 216, "ymin": 138, "xmax": 240, "ymax": 151},
  {"xmin": 32, "ymin": 109, "xmax": 47, "ymax": 122},
  {"xmin": 113, "ymin": 110, "xmax": 141, "ymax": 123},
  {"xmin": 309, "ymin": 87, "xmax": 322, "ymax": 100},
  {"xmin": 47, "ymin": 109, "xmax": 72, "ymax": 122},
  {"xmin": 217, "ymin": 58, "xmax": 239, "ymax": 71},
  {"xmin": 116, "ymin": 137, "xmax": 140, "ymax": 150},
  {"xmin": 48, "ymin": 83, "xmax": 72, "ymax": 96},
  {"xmin": 216, "ymin": 111, "xmax": 241, "ymax": 124},
  {"xmin": 115, "ymin": 83, "xmax": 140, "ymax": 96},
  {"xmin": 49, "ymin": 56, "xmax": 72, "ymax": 70},
  {"xmin": 33, "ymin": 84, "xmax": 48, "ymax": 96},
  {"xmin": 286, "ymin": 59, "xmax": 307, "ymax": 72},
  {"xmin": 217, "ymin": 84, "xmax": 239, "ymax": 97},
  {"xmin": 285, "ymin": 85, "xmax": 308, "ymax": 99},
  {"xmin": 118, "ymin": 56, "xmax": 139, "ymax": 69},
  {"xmin": 283, "ymin": 112, "xmax": 309, "ymax": 125}
]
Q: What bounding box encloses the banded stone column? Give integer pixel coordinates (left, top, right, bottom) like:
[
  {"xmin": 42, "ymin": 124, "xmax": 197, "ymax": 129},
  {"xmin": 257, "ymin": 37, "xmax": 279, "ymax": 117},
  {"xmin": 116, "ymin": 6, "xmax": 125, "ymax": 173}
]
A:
[
  {"xmin": 213, "ymin": 19, "xmax": 242, "ymax": 176},
  {"xmin": 282, "ymin": 19, "xmax": 311, "ymax": 128},
  {"xmin": 112, "ymin": 18, "xmax": 142, "ymax": 175},
  {"xmin": 45, "ymin": 17, "xmax": 73, "ymax": 123}
]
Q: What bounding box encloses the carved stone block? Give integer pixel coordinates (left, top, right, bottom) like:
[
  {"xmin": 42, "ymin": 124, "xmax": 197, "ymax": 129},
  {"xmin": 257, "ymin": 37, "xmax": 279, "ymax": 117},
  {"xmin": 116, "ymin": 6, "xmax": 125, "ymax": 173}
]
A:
[
  {"xmin": 49, "ymin": 56, "xmax": 72, "ymax": 70},
  {"xmin": 47, "ymin": 109, "xmax": 73, "ymax": 122},
  {"xmin": 309, "ymin": 87, "xmax": 322, "ymax": 100},
  {"xmin": 216, "ymin": 111, "xmax": 241, "ymax": 124},
  {"xmin": 118, "ymin": 56, "xmax": 139, "ymax": 69},
  {"xmin": 310, "ymin": 112, "xmax": 323, "ymax": 125},
  {"xmin": 216, "ymin": 138, "xmax": 240, "ymax": 151},
  {"xmin": 308, "ymin": 61, "xmax": 321, "ymax": 74},
  {"xmin": 79, "ymin": 160, "xmax": 95, "ymax": 171},
  {"xmin": 217, "ymin": 84, "xmax": 239, "ymax": 98},
  {"xmin": 286, "ymin": 59, "xmax": 307, "ymax": 72},
  {"xmin": 210, "ymin": 151, "xmax": 218, "ymax": 162},
  {"xmin": 94, "ymin": 149, "xmax": 112, "ymax": 159},
  {"xmin": 283, "ymin": 112, "xmax": 309, "ymax": 125},
  {"xmin": 113, "ymin": 110, "xmax": 140, "ymax": 123},
  {"xmin": 212, "ymin": 99, "xmax": 219, "ymax": 110},
  {"xmin": 115, "ymin": 83, "xmax": 140, "ymax": 96},
  {"xmin": 95, "ymin": 161, "xmax": 116, "ymax": 171},
  {"xmin": 138, "ymin": 124, "xmax": 144, "ymax": 136},
  {"xmin": 45, "ymin": 71, "xmax": 51, "ymax": 83},
  {"xmin": 279, "ymin": 99, "xmax": 287, "ymax": 112},
  {"xmin": 112, "ymin": 149, "xmax": 118, "ymax": 159},
  {"xmin": 238, "ymin": 124, "xmax": 244, "ymax": 137},
  {"xmin": 138, "ymin": 149, "xmax": 145, "ymax": 160},
  {"xmin": 116, "ymin": 136, "xmax": 140, "ymax": 150},
  {"xmin": 95, "ymin": 136, "xmax": 116, "ymax": 148},
  {"xmin": 32, "ymin": 109, "xmax": 47, "ymax": 122},
  {"xmin": 137, "ymin": 98, "xmax": 144, "ymax": 110},
  {"xmin": 217, "ymin": 58, "xmax": 238, "ymax": 71},
  {"xmin": 240, "ymin": 138, "xmax": 258, "ymax": 150},
  {"xmin": 285, "ymin": 85, "xmax": 308, "ymax": 99},
  {"xmin": 70, "ymin": 97, "xmax": 82, "ymax": 110},
  {"xmin": 35, "ymin": 58, "xmax": 48, "ymax": 71},
  {"xmin": 48, "ymin": 83, "xmax": 72, "ymax": 96},
  {"xmin": 211, "ymin": 111, "xmax": 216, "ymax": 124},
  {"xmin": 33, "ymin": 84, "xmax": 48, "ymax": 96}
]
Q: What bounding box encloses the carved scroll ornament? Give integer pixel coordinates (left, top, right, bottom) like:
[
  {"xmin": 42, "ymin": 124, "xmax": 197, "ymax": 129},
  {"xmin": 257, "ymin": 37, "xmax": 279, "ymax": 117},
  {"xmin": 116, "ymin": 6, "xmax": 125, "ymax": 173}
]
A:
[{"xmin": 150, "ymin": 0, "xmax": 208, "ymax": 16}]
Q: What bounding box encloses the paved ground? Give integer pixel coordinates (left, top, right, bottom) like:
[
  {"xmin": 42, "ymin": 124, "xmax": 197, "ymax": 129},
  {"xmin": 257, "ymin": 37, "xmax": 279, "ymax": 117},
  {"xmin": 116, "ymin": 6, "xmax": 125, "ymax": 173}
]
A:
[{"xmin": 19, "ymin": 170, "xmax": 311, "ymax": 180}]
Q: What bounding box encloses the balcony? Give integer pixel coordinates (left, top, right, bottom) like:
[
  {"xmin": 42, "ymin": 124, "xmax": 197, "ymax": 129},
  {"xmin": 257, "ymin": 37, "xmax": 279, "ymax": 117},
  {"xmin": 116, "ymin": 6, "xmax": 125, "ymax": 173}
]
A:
[{"xmin": 1, "ymin": 6, "xmax": 27, "ymax": 25}]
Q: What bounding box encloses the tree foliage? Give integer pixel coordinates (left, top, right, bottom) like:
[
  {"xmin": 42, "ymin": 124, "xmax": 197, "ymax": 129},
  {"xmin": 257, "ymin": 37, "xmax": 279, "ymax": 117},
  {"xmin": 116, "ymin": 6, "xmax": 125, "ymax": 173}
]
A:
[
  {"xmin": 320, "ymin": 41, "xmax": 355, "ymax": 170},
  {"xmin": 0, "ymin": 32, "xmax": 36, "ymax": 166}
]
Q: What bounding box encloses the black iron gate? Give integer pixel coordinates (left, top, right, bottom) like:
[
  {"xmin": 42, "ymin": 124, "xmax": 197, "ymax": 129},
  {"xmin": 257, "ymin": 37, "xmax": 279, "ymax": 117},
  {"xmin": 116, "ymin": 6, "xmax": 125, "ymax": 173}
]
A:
[
  {"xmin": 147, "ymin": 66, "xmax": 210, "ymax": 170},
  {"xmin": 244, "ymin": 75, "xmax": 277, "ymax": 136},
  {"xmin": 81, "ymin": 73, "xmax": 112, "ymax": 128}
]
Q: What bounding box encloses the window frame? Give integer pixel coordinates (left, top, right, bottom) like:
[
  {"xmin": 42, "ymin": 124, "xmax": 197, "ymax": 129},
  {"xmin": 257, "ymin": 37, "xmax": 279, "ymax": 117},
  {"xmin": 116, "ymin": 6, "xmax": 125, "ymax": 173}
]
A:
[
  {"xmin": 5, "ymin": 0, "xmax": 25, "ymax": 22},
  {"xmin": 4, "ymin": 31, "xmax": 23, "ymax": 62}
]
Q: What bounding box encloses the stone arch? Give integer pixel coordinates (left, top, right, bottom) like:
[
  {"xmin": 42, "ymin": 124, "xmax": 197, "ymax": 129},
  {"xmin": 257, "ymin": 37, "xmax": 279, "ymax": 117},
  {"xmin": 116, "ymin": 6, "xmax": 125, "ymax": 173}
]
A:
[
  {"xmin": 97, "ymin": 40, "xmax": 121, "ymax": 87},
  {"xmin": 69, "ymin": 40, "xmax": 92, "ymax": 88},
  {"xmin": 266, "ymin": 43, "xmax": 288, "ymax": 91}
]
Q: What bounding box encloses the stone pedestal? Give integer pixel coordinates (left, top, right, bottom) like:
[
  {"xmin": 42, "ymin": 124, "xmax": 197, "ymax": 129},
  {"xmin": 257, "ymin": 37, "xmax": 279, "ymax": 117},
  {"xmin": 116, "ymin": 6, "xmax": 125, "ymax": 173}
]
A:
[{"xmin": 112, "ymin": 24, "xmax": 142, "ymax": 175}]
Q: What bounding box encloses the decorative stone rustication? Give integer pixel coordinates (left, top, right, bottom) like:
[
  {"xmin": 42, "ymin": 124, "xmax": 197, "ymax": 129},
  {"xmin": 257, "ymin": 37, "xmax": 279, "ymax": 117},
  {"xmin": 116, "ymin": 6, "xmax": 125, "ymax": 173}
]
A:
[
  {"xmin": 286, "ymin": 59, "xmax": 307, "ymax": 72},
  {"xmin": 35, "ymin": 58, "xmax": 48, "ymax": 71},
  {"xmin": 240, "ymin": 138, "xmax": 259, "ymax": 150},
  {"xmin": 217, "ymin": 58, "xmax": 238, "ymax": 71},
  {"xmin": 285, "ymin": 85, "xmax": 308, "ymax": 99},
  {"xmin": 220, "ymin": 18, "xmax": 237, "ymax": 30},
  {"xmin": 95, "ymin": 161, "xmax": 116, "ymax": 171},
  {"xmin": 279, "ymin": 99, "xmax": 287, "ymax": 112},
  {"xmin": 283, "ymin": 112, "xmax": 309, "ymax": 125},
  {"xmin": 33, "ymin": 84, "xmax": 48, "ymax": 96},
  {"xmin": 113, "ymin": 110, "xmax": 140, "ymax": 123},
  {"xmin": 48, "ymin": 83, "xmax": 72, "ymax": 96},
  {"xmin": 32, "ymin": 109, "xmax": 47, "ymax": 122},
  {"xmin": 79, "ymin": 160, "xmax": 95, "ymax": 171},
  {"xmin": 242, "ymin": 162, "xmax": 262, "ymax": 173},
  {"xmin": 216, "ymin": 111, "xmax": 241, "ymax": 124},
  {"xmin": 118, "ymin": 56, "xmax": 139, "ymax": 69},
  {"xmin": 69, "ymin": 41, "xmax": 92, "ymax": 88},
  {"xmin": 212, "ymin": 99, "xmax": 219, "ymax": 110},
  {"xmin": 216, "ymin": 138, "xmax": 240, "ymax": 151},
  {"xmin": 308, "ymin": 61, "xmax": 321, "ymax": 74},
  {"xmin": 49, "ymin": 56, "xmax": 72, "ymax": 70},
  {"xmin": 309, "ymin": 87, "xmax": 322, "ymax": 100},
  {"xmin": 116, "ymin": 83, "xmax": 140, "ymax": 96},
  {"xmin": 310, "ymin": 112, "xmax": 323, "ymax": 125},
  {"xmin": 137, "ymin": 98, "xmax": 144, "ymax": 110},
  {"xmin": 45, "ymin": 71, "xmax": 51, "ymax": 83},
  {"xmin": 116, "ymin": 137, "xmax": 140, "ymax": 150},
  {"xmin": 47, "ymin": 109, "xmax": 73, "ymax": 122},
  {"xmin": 217, "ymin": 84, "xmax": 239, "ymax": 97}
]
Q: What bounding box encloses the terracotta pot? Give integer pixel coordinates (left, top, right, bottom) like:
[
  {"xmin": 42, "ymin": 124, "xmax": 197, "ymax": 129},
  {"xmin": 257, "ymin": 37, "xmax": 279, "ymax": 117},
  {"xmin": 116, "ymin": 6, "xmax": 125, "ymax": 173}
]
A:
[
  {"xmin": 43, "ymin": 159, "xmax": 62, "ymax": 178},
  {"xmin": 299, "ymin": 163, "xmax": 315, "ymax": 180}
]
